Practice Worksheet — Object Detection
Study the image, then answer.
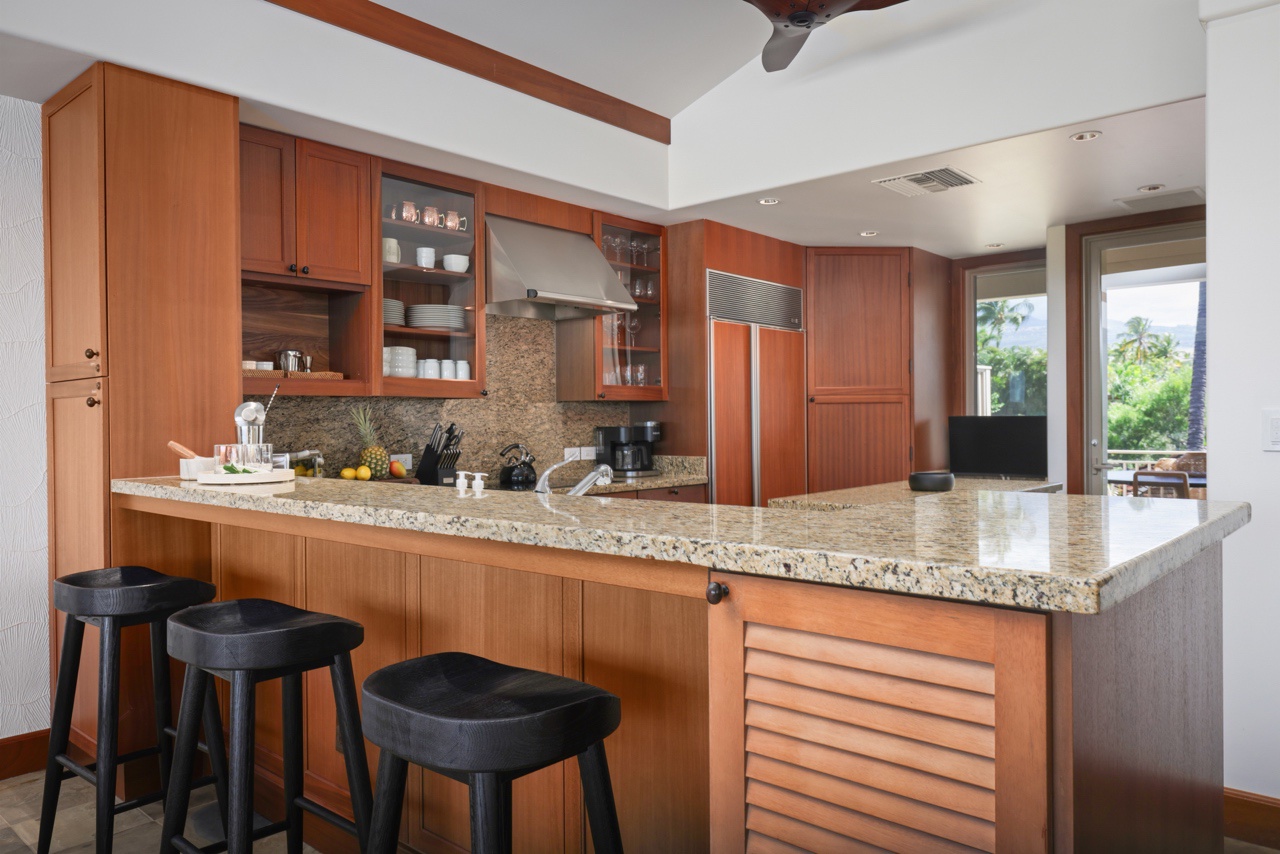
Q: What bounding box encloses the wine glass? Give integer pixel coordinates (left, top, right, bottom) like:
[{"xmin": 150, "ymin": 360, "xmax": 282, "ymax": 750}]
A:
[
  {"xmin": 609, "ymin": 235, "xmax": 626, "ymax": 262},
  {"xmin": 629, "ymin": 239, "xmax": 643, "ymax": 264},
  {"xmin": 626, "ymin": 314, "xmax": 642, "ymax": 349}
]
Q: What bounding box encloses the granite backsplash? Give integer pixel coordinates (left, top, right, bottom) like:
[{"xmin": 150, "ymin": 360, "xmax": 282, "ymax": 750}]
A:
[{"xmin": 250, "ymin": 314, "xmax": 630, "ymax": 478}]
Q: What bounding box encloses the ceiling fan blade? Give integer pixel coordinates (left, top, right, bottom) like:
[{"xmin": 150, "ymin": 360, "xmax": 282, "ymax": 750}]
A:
[{"xmin": 761, "ymin": 27, "xmax": 811, "ymax": 72}]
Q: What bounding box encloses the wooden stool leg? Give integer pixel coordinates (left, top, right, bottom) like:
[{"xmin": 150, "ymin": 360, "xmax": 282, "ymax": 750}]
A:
[
  {"xmin": 468, "ymin": 773, "xmax": 512, "ymax": 854},
  {"xmin": 367, "ymin": 751, "xmax": 408, "ymax": 854},
  {"xmin": 282, "ymin": 672, "xmax": 304, "ymax": 854},
  {"xmin": 227, "ymin": 670, "xmax": 256, "ymax": 854},
  {"xmin": 95, "ymin": 617, "xmax": 121, "ymax": 854},
  {"xmin": 330, "ymin": 652, "xmax": 373, "ymax": 849},
  {"xmin": 148, "ymin": 620, "xmax": 174, "ymax": 804},
  {"xmin": 579, "ymin": 741, "xmax": 623, "ymax": 854},
  {"xmin": 37, "ymin": 617, "xmax": 85, "ymax": 854},
  {"xmin": 200, "ymin": 683, "xmax": 231, "ymax": 834},
  {"xmin": 160, "ymin": 666, "xmax": 209, "ymax": 854}
]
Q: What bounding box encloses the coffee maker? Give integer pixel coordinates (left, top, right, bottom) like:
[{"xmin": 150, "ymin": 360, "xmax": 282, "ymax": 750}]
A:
[{"xmin": 595, "ymin": 422, "xmax": 661, "ymax": 477}]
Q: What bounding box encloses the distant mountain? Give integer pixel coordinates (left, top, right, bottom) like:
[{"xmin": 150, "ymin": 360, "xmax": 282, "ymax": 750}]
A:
[{"xmin": 991, "ymin": 315, "xmax": 1197, "ymax": 351}]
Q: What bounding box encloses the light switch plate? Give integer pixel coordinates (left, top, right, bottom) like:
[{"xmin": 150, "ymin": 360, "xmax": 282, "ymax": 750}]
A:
[
  {"xmin": 1264, "ymin": 409, "xmax": 1280, "ymax": 452},
  {"xmin": 391, "ymin": 453, "xmax": 413, "ymax": 467},
  {"xmin": 563, "ymin": 447, "xmax": 580, "ymax": 462}
]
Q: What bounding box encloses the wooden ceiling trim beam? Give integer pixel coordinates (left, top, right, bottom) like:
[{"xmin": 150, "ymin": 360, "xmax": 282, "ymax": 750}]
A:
[{"xmin": 264, "ymin": 0, "xmax": 671, "ymax": 144}]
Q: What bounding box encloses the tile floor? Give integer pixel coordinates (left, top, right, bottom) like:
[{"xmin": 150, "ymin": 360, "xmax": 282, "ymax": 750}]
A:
[
  {"xmin": 1, "ymin": 766, "xmax": 1277, "ymax": 853},
  {"xmin": 0, "ymin": 770, "xmax": 317, "ymax": 853}
]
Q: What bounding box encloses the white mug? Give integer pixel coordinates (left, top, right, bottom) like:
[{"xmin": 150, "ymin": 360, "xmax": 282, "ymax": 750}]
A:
[
  {"xmin": 457, "ymin": 360, "xmax": 471, "ymax": 380},
  {"xmin": 382, "ymin": 238, "xmax": 400, "ymax": 263},
  {"xmin": 441, "ymin": 359, "xmax": 456, "ymax": 379},
  {"xmin": 416, "ymin": 247, "xmax": 436, "ymax": 268},
  {"xmin": 423, "ymin": 359, "xmax": 441, "ymax": 379}
]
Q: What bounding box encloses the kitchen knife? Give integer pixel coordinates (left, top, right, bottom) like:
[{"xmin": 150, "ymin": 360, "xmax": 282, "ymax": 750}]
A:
[{"xmin": 428, "ymin": 424, "xmax": 441, "ymax": 453}]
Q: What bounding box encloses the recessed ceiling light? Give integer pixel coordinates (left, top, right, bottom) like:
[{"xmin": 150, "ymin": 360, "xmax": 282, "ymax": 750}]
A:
[
  {"xmin": 985, "ymin": 243, "xmax": 1005, "ymax": 249},
  {"xmin": 1070, "ymin": 130, "xmax": 1102, "ymax": 142},
  {"xmin": 860, "ymin": 230, "xmax": 878, "ymax": 237},
  {"xmin": 1137, "ymin": 184, "xmax": 1166, "ymax": 193},
  {"xmin": 758, "ymin": 197, "xmax": 780, "ymax": 206}
]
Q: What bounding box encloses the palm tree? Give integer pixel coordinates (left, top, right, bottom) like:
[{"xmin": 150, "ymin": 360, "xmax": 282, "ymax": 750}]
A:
[
  {"xmin": 1114, "ymin": 316, "xmax": 1157, "ymax": 364},
  {"xmin": 1187, "ymin": 280, "xmax": 1207, "ymax": 450},
  {"xmin": 976, "ymin": 298, "xmax": 1033, "ymax": 348},
  {"xmin": 1146, "ymin": 332, "xmax": 1182, "ymax": 364}
]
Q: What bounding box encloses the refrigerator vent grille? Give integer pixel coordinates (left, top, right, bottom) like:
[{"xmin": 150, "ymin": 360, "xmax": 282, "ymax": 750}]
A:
[{"xmin": 706, "ymin": 270, "xmax": 803, "ymax": 330}]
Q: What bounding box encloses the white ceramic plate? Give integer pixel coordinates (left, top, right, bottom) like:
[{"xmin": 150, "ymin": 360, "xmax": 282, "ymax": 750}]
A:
[{"xmin": 196, "ymin": 468, "xmax": 296, "ymax": 485}]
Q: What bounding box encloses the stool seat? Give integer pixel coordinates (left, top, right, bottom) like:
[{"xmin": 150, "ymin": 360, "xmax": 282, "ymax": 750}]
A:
[
  {"xmin": 53, "ymin": 566, "xmax": 214, "ymax": 618},
  {"xmin": 167, "ymin": 599, "xmax": 364, "ymax": 672},
  {"xmin": 363, "ymin": 652, "xmax": 621, "ymax": 776}
]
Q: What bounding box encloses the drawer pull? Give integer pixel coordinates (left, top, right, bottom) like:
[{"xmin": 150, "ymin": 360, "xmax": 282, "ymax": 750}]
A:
[
  {"xmin": 86, "ymin": 397, "xmax": 100, "ymax": 407},
  {"xmin": 706, "ymin": 581, "xmax": 729, "ymax": 605}
]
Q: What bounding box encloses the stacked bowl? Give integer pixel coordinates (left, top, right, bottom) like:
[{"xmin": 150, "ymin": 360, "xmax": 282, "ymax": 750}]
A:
[
  {"xmin": 407, "ymin": 304, "xmax": 466, "ymax": 330},
  {"xmin": 386, "ymin": 345, "xmax": 418, "ymax": 378}
]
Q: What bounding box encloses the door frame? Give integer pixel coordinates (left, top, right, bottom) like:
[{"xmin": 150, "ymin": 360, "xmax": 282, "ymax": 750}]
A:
[
  {"xmin": 1064, "ymin": 206, "xmax": 1206, "ymax": 493},
  {"xmin": 1081, "ymin": 222, "xmax": 1206, "ymax": 494}
]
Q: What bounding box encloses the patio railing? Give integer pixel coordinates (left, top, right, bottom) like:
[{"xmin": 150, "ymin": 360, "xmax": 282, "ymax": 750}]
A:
[{"xmin": 1105, "ymin": 449, "xmax": 1183, "ymax": 472}]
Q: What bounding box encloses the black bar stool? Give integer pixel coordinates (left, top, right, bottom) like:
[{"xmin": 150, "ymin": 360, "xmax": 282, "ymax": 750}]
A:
[
  {"xmin": 362, "ymin": 652, "xmax": 624, "ymax": 854},
  {"xmin": 161, "ymin": 598, "xmax": 373, "ymax": 854},
  {"xmin": 40, "ymin": 566, "xmax": 227, "ymax": 854}
]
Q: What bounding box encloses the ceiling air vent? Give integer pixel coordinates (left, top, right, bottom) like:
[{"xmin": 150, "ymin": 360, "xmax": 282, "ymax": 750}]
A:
[
  {"xmin": 1114, "ymin": 186, "xmax": 1205, "ymax": 214},
  {"xmin": 874, "ymin": 166, "xmax": 979, "ymax": 197}
]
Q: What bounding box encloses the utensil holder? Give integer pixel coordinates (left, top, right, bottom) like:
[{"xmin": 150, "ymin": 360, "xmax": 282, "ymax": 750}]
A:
[{"xmin": 414, "ymin": 446, "xmax": 457, "ymax": 487}]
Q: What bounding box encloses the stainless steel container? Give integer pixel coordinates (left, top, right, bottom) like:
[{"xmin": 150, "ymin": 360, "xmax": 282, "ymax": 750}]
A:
[{"xmin": 275, "ymin": 349, "xmax": 304, "ymax": 372}]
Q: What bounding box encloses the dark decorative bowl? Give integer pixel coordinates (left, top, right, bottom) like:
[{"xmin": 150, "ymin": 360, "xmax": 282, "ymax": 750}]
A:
[{"xmin": 908, "ymin": 471, "xmax": 955, "ymax": 492}]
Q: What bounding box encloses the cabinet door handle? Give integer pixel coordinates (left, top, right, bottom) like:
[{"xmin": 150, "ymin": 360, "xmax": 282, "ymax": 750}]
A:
[
  {"xmin": 86, "ymin": 397, "xmax": 100, "ymax": 407},
  {"xmin": 300, "ymin": 266, "xmax": 310, "ymax": 275},
  {"xmin": 809, "ymin": 396, "xmax": 816, "ymax": 403},
  {"xmin": 288, "ymin": 264, "xmax": 297, "ymax": 273},
  {"xmin": 480, "ymin": 389, "xmax": 489, "ymax": 396},
  {"xmin": 598, "ymin": 393, "xmax": 607, "ymax": 399},
  {"xmin": 84, "ymin": 348, "xmax": 99, "ymax": 359},
  {"xmin": 706, "ymin": 581, "xmax": 729, "ymax": 605},
  {"xmin": 668, "ymin": 488, "xmax": 679, "ymax": 495}
]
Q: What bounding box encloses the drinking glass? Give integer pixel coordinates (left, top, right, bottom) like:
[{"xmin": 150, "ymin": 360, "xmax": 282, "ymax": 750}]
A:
[
  {"xmin": 621, "ymin": 365, "xmax": 632, "ymax": 385},
  {"xmin": 645, "ymin": 278, "xmax": 657, "ymax": 299},
  {"xmin": 634, "ymin": 364, "xmax": 647, "ymax": 386},
  {"xmin": 632, "ymin": 279, "xmax": 645, "ymax": 298}
]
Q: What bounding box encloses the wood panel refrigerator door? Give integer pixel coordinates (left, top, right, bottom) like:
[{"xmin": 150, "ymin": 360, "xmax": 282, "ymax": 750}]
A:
[
  {"xmin": 806, "ymin": 249, "xmax": 911, "ymax": 397},
  {"xmin": 710, "ymin": 320, "xmax": 753, "ymax": 507},
  {"xmin": 47, "ymin": 377, "xmax": 109, "ymax": 747},
  {"xmin": 295, "ymin": 138, "xmax": 372, "ymax": 286},
  {"xmin": 707, "ymin": 572, "xmax": 1050, "ymax": 853},
  {"xmin": 757, "ymin": 327, "xmax": 806, "ymax": 506},
  {"xmin": 43, "ymin": 69, "xmax": 106, "ymax": 383},
  {"xmin": 239, "ymin": 125, "xmax": 297, "ymax": 277},
  {"xmin": 807, "ymin": 397, "xmax": 911, "ymax": 492}
]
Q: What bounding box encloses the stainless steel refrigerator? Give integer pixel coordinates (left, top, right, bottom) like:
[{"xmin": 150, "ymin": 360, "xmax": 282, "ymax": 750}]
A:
[{"xmin": 707, "ymin": 271, "xmax": 807, "ymax": 507}]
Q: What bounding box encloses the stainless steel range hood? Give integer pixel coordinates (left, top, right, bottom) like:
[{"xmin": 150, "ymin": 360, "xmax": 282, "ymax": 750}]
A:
[{"xmin": 485, "ymin": 215, "xmax": 637, "ymax": 320}]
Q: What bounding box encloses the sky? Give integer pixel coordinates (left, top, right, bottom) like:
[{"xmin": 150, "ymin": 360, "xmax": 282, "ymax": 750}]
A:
[{"xmin": 1104, "ymin": 279, "xmax": 1202, "ymax": 329}]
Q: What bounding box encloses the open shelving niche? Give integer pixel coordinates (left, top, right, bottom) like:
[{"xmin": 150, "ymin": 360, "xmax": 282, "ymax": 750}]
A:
[{"xmin": 376, "ymin": 166, "xmax": 485, "ymax": 398}]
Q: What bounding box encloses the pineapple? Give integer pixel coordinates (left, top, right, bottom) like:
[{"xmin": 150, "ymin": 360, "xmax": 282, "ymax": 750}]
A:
[{"xmin": 351, "ymin": 405, "xmax": 390, "ymax": 479}]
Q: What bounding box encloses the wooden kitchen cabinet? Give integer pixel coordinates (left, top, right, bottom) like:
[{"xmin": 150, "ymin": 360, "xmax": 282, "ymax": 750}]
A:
[
  {"xmin": 635, "ymin": 484, "xmax": 708, "ymax": 503},
  {"xmin": 240, "ymin": 126, "xmax": 373, "ymax": 287},
  {"xmin": 42, "ymin": 62, "xmax": 240, "ymax": 792},
  {"xmin": 708, "ymin": 571, "xmax": 1049, "ymax": 852},
  {"xmin": 805, "ymin": 247, "xmax": 951, "ymax": 489},
  {"xmin": 557, "ymin": 213, "xmax": 668, "ymax": 402}
]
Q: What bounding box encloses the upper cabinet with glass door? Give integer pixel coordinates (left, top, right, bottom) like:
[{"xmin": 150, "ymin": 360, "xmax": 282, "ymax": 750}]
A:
[
  {"xmin": 556, "ymin": 214, "xmax": 668, "ymax": 401},
  {"xmin": 376, "ymin": 162, "xmax": 485, "ymax": 398}
]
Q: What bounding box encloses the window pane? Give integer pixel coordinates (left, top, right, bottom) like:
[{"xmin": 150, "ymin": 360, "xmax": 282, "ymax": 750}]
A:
[{"xmin": 975, "ymin": 294, "xmax": 1048, "ymax": 416}]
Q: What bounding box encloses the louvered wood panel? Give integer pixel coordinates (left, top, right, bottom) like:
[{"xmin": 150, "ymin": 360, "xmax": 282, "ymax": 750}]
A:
[{"xmin": 709, "ymin": 572, "xmax": 1049, "ymax": 853}]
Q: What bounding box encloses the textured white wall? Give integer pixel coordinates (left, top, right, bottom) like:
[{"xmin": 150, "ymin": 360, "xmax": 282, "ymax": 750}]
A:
[
  {"xmin": 1203, "ymin": 0, "xmax": 1280, "ymax": 799},
  {"xmin": 0, "ymin": 94, "xmax": 49, "ymax": 738}
]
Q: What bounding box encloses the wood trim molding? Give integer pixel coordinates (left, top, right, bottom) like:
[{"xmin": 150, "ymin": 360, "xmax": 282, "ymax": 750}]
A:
[
  {"xmin": 1226, "ymin": 787, "xmax": 1280, "ymax": 848},
  {"xmin": 948, "ymin": 248, "xmax": 1049, "ymax": 417},
  {"xmin": 263, "ymin": 0, "xmax": 671, "ymax": 144},
  {"xmin": 1063, "ymin": 206, "xmax": 1206, "ymax": 493},
  {"xmin": 0, "ymin": 728, "xmax": 49, "ymax": 781}
]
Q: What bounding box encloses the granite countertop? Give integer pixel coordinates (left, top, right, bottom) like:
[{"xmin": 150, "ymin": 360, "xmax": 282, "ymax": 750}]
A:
[
  {"xmin": 112, "ymin": 476, "xmax": 1248, "ymax": 615},
  {"xmin": 771, "ymin": 478, "xmax": 1063, "ymax": 511}
]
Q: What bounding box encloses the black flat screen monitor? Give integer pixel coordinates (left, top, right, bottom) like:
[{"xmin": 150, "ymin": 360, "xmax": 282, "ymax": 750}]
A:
[{"xmin": 948, "ymin": 416, "xmax": 1047, "ymax": 478}]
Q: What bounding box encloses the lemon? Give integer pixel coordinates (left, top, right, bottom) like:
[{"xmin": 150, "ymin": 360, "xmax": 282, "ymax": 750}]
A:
[
  {"xmin": 340, "ymin": 467, "xmax": 356, "ymax": 480},
  {"xmin": 356, "ymin": 465, "xmax": 372, "ymax": 481},
  {"xmin": 294, "ymin": 464, "xmax": 308, "ymax": 476}
]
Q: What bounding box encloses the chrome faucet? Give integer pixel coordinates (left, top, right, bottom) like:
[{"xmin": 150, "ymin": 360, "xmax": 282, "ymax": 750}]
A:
[{"xmin": 534, "ymin": 460, "xmax": 614, "ymax": 495}]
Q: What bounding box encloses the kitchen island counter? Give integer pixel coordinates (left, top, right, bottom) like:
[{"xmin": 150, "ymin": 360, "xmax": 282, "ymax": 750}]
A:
[
  {"xmin": 770, "ymin": 476, "xmax": 1063, "ymax": 510},
  {"xmin": 112, "ymin": 476, "xmax": 1244, "ymax": 615}
]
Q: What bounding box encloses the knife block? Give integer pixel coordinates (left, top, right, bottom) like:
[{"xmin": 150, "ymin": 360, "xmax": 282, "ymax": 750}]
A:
[{"xmin": 414, "ymin": 446, "xmax": 457, "ymax": 487}]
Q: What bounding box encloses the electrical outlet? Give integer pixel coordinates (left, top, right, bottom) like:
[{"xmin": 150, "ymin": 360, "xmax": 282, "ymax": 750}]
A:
[
  {"xmin": 563, "ymin": 447, "xmax": 580, "ymax": 462},
  {"xmin": 390, "ymin": 453, "xmax": 413, "ymax": 468},
  {"xmin": 580, "ymin": 446, "xmax": 597, "ymax": 461},
  {"xmin": 1263, "ymin": 409, "xmax": 1280, "ymax": 452}
]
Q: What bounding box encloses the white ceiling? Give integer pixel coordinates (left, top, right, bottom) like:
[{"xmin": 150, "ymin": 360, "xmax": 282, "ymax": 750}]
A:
[
  {"xmin": 665, "ymin": 97, "xmax": 1207, "ymax": 258},
  {"xmin": 371, "ymin": 0, "xmax": 772, "ymax": 117},
  {"xmin": 0, "ymin": 32, "xmax": 93, "ymax": 103}
]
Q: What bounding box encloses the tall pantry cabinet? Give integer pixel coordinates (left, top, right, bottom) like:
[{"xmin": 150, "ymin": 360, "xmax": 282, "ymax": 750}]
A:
[
  {"xmin": 805, "ymin": 247, "xmax": 951, "ymax": 492},
  {"xmin": 43, "ymin": 63, "xmax": 240, "ymax": 786}
]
